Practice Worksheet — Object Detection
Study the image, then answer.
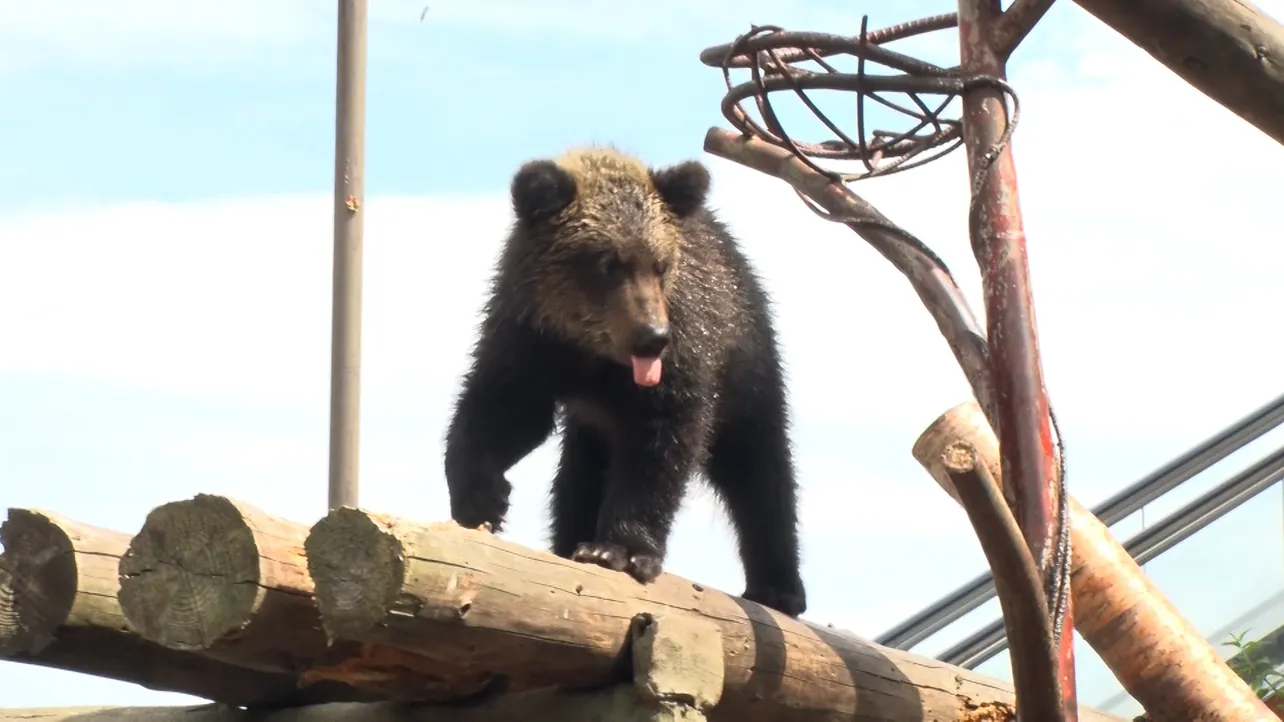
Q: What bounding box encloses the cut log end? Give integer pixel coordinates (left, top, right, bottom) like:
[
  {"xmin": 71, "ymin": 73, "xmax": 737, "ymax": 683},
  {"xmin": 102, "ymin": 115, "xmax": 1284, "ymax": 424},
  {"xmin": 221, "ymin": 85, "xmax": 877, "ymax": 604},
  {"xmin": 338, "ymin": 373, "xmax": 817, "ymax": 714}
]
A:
[
  {"xmin": 914, "ymin": 401, "xmax": 1004, "ymax": 504},
  {"xmin": 2, "ymin": 507, "xmax": 324, "ymax": 706},
  {"xmin": 915, "ymin": 399, "xmax": 1277, "ymax": 720},
  {"xmin": 0, "ymin": 509, "xmax": 79, "ymax": 655},
  {"xmin": 304, "ymin": 507, "xmax": 406, "ymax": 642},
  {"xmin": 118, "ymin": 494, "xmax": 262, "ymax": 651},
  {"xmin": 941, "ymin": 441, "xmax": 979, "ymax": 473}
]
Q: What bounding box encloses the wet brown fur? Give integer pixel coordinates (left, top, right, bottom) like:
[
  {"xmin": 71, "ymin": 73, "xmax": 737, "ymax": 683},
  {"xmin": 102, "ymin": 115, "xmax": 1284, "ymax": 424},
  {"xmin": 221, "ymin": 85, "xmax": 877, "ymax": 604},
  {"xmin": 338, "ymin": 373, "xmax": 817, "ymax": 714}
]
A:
[
  {"xmin": 532, "ymin": 148, "xmax": 681, "ymax": 364},
  {"xmin": 444, "ymin": 145, "xmax": 807, "ymax": 617}
]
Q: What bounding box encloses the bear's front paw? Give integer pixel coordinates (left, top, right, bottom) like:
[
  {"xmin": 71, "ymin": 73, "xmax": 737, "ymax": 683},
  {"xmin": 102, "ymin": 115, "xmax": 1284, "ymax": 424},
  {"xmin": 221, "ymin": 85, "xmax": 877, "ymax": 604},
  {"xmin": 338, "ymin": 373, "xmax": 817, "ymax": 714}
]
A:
[
  {"xmin": 743, "ymin": 576, "xmax": 808, "ymax": 618},
  {"xmin": 572, "ymin": 541, "xmax": 664, "ymax": 583},
  {"xmin": 449, "ymin": 482, "xmax": 511, "ymax": 534}
]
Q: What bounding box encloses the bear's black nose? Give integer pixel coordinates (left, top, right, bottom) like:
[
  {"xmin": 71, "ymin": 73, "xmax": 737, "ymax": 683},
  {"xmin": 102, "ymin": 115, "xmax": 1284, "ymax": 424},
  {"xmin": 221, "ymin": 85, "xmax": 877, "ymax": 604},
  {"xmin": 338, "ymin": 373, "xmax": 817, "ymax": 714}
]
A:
[{"xmin": 630, "ymin": 324, "xmax": 670, "ymax": 358}]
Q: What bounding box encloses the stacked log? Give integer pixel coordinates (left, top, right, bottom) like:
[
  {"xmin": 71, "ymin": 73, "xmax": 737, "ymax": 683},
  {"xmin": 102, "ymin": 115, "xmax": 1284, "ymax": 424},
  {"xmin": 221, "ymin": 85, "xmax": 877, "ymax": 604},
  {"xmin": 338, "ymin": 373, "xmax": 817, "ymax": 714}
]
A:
[{"xmin": 0, "ymin": 499, "xmax": 1128, "ymax": 721}]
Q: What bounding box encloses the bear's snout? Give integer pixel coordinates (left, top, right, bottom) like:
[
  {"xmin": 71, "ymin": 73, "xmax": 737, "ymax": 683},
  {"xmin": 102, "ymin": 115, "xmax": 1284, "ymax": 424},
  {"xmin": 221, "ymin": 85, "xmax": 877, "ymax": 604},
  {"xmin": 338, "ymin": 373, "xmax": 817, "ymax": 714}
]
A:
[{"xmin": 629, "ymin": 324, "xmax": 670, "ymax": 358}]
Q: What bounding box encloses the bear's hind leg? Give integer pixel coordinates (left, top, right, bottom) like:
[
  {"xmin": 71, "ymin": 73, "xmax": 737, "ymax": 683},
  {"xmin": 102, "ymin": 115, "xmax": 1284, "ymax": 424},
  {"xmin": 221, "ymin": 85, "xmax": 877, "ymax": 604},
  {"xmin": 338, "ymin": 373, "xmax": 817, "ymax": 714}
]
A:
[
  {"xmin": 549, "ymin": 421, "xmax": 611, "ymax": 559},
  {"xmin": 706, "ymin": 395, "xmax": 807, "ymax": 618}
]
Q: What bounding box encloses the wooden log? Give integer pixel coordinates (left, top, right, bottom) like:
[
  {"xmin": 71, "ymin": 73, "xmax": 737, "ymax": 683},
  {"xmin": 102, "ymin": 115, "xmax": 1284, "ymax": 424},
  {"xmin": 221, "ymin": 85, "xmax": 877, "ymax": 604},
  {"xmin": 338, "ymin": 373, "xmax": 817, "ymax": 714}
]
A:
[
  {"xmin": 1070, "ymin": 0, "xmax": 1284, "ymax": 146},
  {"xmin": 114, "ymin": 494, "xmax": 468, "ymax": 702},
  {"xmin": 0, "ymin": 688, "xmax": 683, "ymax": 722},
  {"xmin": 0, "ymin": 508, "xmax": 308, "ymax": 706},
  {"xmin": 3, "ymin": 617, "xmax": 720, "ymax": 720},
  {"xmin": 302, "ymin": 507, "xmax": 1127, "ymax": 721},
  {"xmin": 913, "ymin": 401, "xmax": 1275, "ymax": 721},
  {"xmin": 117, "ymin": 495, "xmax": 330, "ymax": 669}
]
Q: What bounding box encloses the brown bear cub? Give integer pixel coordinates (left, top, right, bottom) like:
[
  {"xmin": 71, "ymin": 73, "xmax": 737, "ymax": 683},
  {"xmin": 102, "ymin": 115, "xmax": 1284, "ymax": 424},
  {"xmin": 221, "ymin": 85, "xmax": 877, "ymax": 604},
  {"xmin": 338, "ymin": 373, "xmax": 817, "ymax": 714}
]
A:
[{"xmin": 444, "ymin": 146, "xmax": 807, "ymax": 617}]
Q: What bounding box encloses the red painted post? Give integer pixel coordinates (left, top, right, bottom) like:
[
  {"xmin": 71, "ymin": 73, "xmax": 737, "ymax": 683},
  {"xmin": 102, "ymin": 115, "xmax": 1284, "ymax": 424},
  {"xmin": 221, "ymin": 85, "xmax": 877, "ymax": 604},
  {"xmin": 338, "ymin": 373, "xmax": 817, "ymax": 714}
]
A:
[{"xmin": 955, "ymin": 0, "xmax": 1079, "ymax": 718}]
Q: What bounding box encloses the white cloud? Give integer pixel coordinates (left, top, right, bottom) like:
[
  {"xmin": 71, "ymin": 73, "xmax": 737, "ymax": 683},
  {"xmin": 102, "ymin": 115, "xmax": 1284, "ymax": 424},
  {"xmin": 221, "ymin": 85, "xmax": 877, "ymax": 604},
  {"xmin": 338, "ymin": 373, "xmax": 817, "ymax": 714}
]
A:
[{"xmin": 4, "ymin": 7, "xmax": 1284, "ymax": 713}]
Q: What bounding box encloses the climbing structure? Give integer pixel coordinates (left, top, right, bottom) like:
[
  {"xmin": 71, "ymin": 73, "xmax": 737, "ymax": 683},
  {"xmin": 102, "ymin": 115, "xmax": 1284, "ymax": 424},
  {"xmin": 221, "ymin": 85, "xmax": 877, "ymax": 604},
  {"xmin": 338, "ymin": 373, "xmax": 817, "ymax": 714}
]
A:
[
  {"xmin": 3, "ymin": 0, "xmax": 1284, "ymax": 720},
  {"xmin": 1, "ymin": 495, "xmax": 1122, "ymax": 721}
]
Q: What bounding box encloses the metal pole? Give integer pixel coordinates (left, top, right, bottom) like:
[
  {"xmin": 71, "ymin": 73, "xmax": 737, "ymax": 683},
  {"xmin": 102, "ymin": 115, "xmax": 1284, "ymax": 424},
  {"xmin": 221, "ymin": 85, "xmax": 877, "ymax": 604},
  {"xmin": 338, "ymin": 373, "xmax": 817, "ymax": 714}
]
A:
[
  {"xmin": 328, "ymin": 0, "xmax": 367, "ymax": 511},
  {"xmin": 956, "ymin": 0, "xmax": 1077, "ymax": 718}
]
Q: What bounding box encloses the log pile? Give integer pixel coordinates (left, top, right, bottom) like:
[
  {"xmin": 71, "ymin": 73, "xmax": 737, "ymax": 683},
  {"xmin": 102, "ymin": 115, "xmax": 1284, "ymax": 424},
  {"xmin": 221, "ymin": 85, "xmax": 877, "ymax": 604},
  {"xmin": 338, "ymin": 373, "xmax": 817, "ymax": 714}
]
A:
[
  {"xmin": 0, "ymin": 497, "xmax": 1128, "ymax": 721},
  {"xmin": 914, "ymin": 402, "xmax": 1275, "ymax": 721},
  {"xmin": 0, "ymin": 508, "xmax": 324, "ymax": 706}
]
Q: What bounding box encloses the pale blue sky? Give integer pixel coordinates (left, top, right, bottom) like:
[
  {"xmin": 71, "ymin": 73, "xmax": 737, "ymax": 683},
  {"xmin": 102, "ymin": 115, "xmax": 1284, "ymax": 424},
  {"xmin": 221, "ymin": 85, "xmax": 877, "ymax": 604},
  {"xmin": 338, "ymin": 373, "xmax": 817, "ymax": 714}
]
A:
[{"xmin": 3, "ymin": 1, "xmax": 1284, "ymax": 717}]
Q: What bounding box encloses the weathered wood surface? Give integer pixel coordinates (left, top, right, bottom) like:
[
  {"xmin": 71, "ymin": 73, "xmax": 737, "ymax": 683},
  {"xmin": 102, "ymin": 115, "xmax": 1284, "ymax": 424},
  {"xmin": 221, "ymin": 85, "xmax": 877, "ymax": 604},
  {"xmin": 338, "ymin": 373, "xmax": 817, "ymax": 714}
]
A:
[
  {"xmin": 1071, "ymin": 0, "xmax": 1284, "ymax": 145},
  {"xmin": 0, "ymin": 689, "xmax": 695, "ymax": 722},
  {"xmin": 113, "ymin": 494, "xmax": 462, "ymax": 702},
  {"xmin": 118, "ymin": 494, "xmax": 332, "ymax": 669},
  {"xmin": 303, "ymin": 507, "xmax": 1126, "ymax": 721},
  {"xmin": 914, "ymin": 401, "xmax": 1275, "ymax": 721},
  {"xmin": 0, "ymin": 508, "xmax": 310, "ymax": 706},
  {"xmin": 936, "ymin": 442, "xmax": 1062, "ymax": 720},
  {"xmin": 4, "ymin": 615, "xmax": 722, "ymax": 721}
]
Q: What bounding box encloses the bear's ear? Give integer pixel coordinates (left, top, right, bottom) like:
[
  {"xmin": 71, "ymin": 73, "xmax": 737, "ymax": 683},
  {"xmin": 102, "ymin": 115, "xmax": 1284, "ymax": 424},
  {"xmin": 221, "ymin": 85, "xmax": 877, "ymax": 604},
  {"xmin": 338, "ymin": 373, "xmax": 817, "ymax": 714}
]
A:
[
  {"xmin": 511, "ymin": 160, "xmax": 577, "ymax": 226},
  {"xmin": 651, "ymin": 160, "xmax": 710, "ymax": 219}
]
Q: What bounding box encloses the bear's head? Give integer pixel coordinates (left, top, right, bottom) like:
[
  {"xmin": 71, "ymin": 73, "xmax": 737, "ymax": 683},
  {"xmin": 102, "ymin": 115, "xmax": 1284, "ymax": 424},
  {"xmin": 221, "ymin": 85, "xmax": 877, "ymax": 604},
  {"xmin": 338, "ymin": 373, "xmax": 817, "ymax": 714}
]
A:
[{"xmin": 508, "ymin": 147, "xmax": 711, "ymax": 387}]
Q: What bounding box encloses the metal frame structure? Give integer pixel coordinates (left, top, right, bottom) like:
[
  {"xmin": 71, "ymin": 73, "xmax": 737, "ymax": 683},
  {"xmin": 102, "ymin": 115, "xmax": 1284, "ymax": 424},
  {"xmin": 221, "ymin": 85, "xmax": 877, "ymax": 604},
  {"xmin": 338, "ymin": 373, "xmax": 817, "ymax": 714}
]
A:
[
  {"xmin": 698, "ymin": 1, "xmax": 1078, "ymax": 715},
  {"xmin": 315, "ymin": 0, "xmax": 1284, "ymax": 718}
]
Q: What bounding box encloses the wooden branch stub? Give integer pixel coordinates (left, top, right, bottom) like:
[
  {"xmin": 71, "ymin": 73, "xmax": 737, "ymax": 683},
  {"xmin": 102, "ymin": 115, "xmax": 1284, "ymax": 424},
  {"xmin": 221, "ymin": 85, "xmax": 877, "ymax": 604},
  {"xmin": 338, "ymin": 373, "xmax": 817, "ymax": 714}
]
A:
[
  {"xmin": 913, "ymin": 400, "xmax": 1006, "ymax": 506},
  {"xmin": 933, "ymin": 442, "xmax": 1063, "ymax": 721},
  {"xmin": 940, "ymin": 441, "xmax": 980, "ymax": 475},
  {"xmin": 630, "ymin": 613, "xmax": 723, "ymax": 709},
  {"xmin": 117, "ymin": 494, "xmax": 329, "ymax": 668},
  {"xmin": 0, "ymin": 508, "xmax": 305, "ymax": 706},
  {"xmin": 302, "ymin": 507, "xmax": 1127, "ymax": 721},
  {"xmin": 913, "ymin": 401, "xmax": 1275, "ymax": 721}
]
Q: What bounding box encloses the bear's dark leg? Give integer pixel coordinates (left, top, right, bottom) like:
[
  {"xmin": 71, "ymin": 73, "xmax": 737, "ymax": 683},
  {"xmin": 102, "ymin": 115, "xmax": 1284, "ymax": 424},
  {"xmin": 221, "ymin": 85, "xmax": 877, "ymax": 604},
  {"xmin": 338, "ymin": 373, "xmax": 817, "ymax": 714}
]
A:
[
  {"xmin": 548, "ymin": 420, "xmax": 611, "ymax": 558},
  {"xmin": 444, "ymin": 323, "xmax": 558, "ymax": 534},
  {"xmin": 572, "ymin": 410, "xmax": 700, "ymax": 584},
  {"xmin": 705, "ymin": 388, "xmax": 807, "ymax": 618}
]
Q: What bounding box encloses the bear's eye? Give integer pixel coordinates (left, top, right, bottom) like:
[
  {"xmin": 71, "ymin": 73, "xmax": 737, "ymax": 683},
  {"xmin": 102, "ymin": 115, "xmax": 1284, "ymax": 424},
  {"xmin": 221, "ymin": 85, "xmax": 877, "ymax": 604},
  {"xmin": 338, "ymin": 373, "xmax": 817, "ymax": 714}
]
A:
[
  {"xmin": 597, "ymin": 251, "xmax": 624, "ymax": 276},
  {"xmin": 654, "ymin": 260, "xmax": 670, "ymax": 277}
]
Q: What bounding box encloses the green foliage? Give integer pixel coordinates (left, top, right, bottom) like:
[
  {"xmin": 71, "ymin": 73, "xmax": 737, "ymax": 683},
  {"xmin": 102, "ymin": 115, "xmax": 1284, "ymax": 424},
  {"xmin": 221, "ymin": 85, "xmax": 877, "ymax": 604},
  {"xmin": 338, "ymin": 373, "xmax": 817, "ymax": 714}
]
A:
[
  {"xmin": 1223, "ymin": 629, "xmax": 1284, "ymax": 701},
  {"xmin": 1133, "ymin": 629, "xmax": 1282, "ymax": 720}
]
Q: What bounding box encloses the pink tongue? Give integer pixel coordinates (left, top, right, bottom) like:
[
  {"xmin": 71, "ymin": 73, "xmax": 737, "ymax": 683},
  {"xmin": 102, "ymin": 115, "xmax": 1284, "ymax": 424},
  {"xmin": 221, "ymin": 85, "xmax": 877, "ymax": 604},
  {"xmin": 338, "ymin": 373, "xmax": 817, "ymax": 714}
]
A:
[{"xmin": 631, "ymin": 355, "xmax": 663, "ymax": 386}]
